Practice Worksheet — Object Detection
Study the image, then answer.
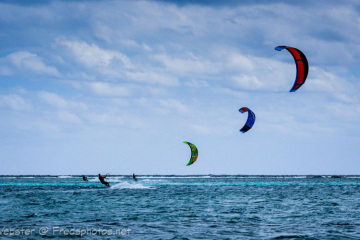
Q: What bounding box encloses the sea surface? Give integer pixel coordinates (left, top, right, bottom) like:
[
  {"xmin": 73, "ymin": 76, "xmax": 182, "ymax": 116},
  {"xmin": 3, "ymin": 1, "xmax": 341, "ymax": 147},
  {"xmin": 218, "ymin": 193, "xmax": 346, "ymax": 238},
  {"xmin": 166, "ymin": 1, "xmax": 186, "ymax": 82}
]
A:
[{"xmin": 1, "ymin": 175, "xmax": 360, "ymax": 239}]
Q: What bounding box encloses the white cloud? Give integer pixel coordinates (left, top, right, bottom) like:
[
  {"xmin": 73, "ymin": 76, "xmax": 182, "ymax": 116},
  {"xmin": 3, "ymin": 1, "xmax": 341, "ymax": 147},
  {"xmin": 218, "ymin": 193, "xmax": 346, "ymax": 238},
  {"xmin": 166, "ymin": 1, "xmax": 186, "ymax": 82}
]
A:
[
  {"xmin": 225, "ymin": 53, "xmax": 255, "ymax": 72},
  {"xmin": 185, "ymin": 79, "xmax": 209, "ymax": 88},
  {"xmin": 80, "ymin": 72, "xmax": 96, "ymax": 81},
  {"xmin": 235, "ymin": 56, "xmax": 294, "ymax": 91},
  {"xmin": 14, "ymin": 87, "xmax": 28, "ymax": 94},
  {"xmin": 0, "ymin": 94, "xmax": 32, "ymax": 111},
  {"xmin": 231, "ymin": 75, "xmax": 264, "ymax": 90},
  {"xmin": 189, "ymin": 124, "xmax": 210, "ymax": 135},
  {"xmin": 333, "ymin": 93, "xmax": 358, "ymax": 104},
  {"xmin": 38, "ymin": 91, "xmax": 67, "ymax": 108},
  {"xmin": 328, "ymin": 102, "xmax": 360, "ymax": 123},
  {"xmin": 151, "ymin": 53, "xmax": 220, "ymax": 76},
  {"xmin": 83, "ymin": 111, "xmax": 144, "ymax": 129},
  {"xmin": 215, "ymin": 87, "xmax": 249, "ymax": 99},
  {"xmin": 85, "ymin": 82, "xmax": 132, "ymax": 97},
  {"xmin": 142, "ymin": 86, "xmax": 168, "ymax": 97},
  {"xmin": 0, "ymin": 66, "xmax": 13, "ymax": 76},
  {"xmin": 38, "ymin": 91, "xmax": 87, "ymax": 110},
  {"xmin": 85, "ymin": 112, "xmax": 124, "ymax": 126},
  {"xmin": 107, "ymin": 98, "xmax": 130, "ymax": 106},
  {"xmin": 7, "ymin": 51, "xmax": 60, "ymax": 76},
  {"xmin": 57, "ymin": 38, "xmax": 132, "ymax": 69},
  {"xmin": 157, "ymin": 99, "xmax": 189, "ymax": 114},
  {"xmin": 119, "ymin": 39, "xmax": 152, "ymax": 51},
  {"xmin": 307, "ymin": 67, "xmax": 351, "ymax": 93},
  {"xmin": 142, "ymin": 43, "xmax": 152, "ymax": 52},
  {"xmin": 62, "ymin": 80, "xmax": 82, "ymax": 89},
  {"xmin": 120, "ymin": 39, "xmax": 141, "ymax": 48},
  {"xmin": 125, "ymin": 71, "xmax": 179, "ymax": 86},
  {"xmin": 56, "ymin": 110, "xmax": 82, "ymax": 124},
  {"xmin": 133, "ymin": 97, "xmax": 189, "ymax": 115}
]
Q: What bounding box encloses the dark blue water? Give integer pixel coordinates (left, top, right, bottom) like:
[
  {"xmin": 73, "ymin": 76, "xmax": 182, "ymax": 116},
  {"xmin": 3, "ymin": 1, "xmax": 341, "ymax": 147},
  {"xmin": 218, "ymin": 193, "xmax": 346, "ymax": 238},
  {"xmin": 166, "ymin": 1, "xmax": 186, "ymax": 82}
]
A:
[{"xmin": 1, "ymin": 175, "xmax": 360, "ymax": 239}]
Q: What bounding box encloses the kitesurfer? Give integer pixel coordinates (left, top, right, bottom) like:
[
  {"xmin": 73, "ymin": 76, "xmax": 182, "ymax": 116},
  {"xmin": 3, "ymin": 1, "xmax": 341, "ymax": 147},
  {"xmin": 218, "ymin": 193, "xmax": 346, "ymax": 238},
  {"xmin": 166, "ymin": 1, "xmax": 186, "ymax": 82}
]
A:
[
  {"xmin": 133, "ymin": 173, "xmax": 137, "ymax": 182},
  {"xmin": 82, "ymin": 175, "xmax": 88, "ymax": 181},
  {"xmin": 98, "ymin": 174, "xmax": 110, "ymax": 187}
]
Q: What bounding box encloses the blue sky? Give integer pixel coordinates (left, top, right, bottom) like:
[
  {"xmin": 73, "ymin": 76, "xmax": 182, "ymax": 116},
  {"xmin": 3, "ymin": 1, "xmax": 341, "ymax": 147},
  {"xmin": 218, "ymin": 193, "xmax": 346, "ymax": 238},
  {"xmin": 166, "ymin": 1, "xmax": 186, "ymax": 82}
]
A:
[{"xmin": 0, "ymin": 0, "xmax": 360, "ymax": 175}]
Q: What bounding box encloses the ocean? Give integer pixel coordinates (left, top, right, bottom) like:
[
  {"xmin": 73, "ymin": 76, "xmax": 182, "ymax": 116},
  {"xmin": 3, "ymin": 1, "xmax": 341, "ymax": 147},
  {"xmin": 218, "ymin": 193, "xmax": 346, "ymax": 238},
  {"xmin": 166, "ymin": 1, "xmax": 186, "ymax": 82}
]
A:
[{"xmin": 1, "ymin": 175, "xmax": 360, "ymax": 239}]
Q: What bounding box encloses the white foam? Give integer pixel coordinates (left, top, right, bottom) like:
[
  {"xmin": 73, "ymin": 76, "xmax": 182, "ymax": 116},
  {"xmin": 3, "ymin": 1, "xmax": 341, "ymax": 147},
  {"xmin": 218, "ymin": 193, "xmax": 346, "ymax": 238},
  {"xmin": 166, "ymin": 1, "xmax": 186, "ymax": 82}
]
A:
[
  {"xmin": 137, "ymin": 176, "xmax": 211, "ymax": 179},
  {"xmin": 110, "ymin": 182, "xmax": 154, "ymax": 189},
  {"xmin": 141, "ymin": 179, "xmax": 167, "ymax": 182},
  {"xmin": 107, "ymin": 177, "xmax": 126, "ymax": 182},
  {"xmin": 88, "ymin": 178, "xmax": 99, "ymax": 182},
  {"xmin": 57, "ymin": 175, "xmax": 73, "ymax": 179}
]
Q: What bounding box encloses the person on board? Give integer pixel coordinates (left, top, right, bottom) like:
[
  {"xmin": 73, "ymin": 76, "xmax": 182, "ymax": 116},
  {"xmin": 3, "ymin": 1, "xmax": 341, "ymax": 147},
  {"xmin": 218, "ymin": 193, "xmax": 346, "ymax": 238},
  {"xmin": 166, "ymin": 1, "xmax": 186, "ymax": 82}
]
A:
[
  {"xmin": 82, "ymin": 175, "xmax": 88, "ymax": 181},
  {"xmin": 133, "ymin": 173, "xmax": 137, "ymax": 182},
  {"xmin": 98, "ymin": 174, "xmax": 110, "ymax": 187}
]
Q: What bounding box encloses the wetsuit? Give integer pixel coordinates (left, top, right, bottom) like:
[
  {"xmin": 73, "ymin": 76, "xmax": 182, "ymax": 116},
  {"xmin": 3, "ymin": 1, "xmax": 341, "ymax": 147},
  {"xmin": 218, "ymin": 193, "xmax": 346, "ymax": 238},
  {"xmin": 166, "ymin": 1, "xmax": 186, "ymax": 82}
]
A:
[{"xmin": 133, "ymin": 173, "xmax": 137, "ymax": 181}]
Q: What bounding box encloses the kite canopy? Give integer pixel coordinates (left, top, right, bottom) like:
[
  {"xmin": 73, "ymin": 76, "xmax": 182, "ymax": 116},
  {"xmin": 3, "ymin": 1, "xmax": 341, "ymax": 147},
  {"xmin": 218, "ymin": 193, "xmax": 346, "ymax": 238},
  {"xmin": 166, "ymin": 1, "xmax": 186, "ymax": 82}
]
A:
[
  {"xmin": 183, "ymin": 141, "xmax": 198, "ymax": 166},
  {"xmin": 275, "ymin": 46, "xmax": 309, "ymax": 92},
  {"xmin": 239, "ymin": 107, "xmax": 256, "ymax": 133}
]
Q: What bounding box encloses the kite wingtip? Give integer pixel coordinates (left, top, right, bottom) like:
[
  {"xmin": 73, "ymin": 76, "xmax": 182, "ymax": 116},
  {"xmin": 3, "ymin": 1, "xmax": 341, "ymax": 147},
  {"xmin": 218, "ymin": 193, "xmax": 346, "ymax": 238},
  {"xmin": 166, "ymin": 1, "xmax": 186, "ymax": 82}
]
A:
[{"xmin": 275, "ymin": 45, "xmax": 287, "ymax": 51}]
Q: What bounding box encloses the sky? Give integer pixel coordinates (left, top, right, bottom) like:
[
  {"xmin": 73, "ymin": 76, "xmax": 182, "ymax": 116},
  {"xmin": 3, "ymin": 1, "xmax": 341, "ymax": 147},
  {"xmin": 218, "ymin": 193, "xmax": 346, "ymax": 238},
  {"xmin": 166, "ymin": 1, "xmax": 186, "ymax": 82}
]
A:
[{"xmin": 0, "ymin": 0, "xmax": 360, "ymax": 175}]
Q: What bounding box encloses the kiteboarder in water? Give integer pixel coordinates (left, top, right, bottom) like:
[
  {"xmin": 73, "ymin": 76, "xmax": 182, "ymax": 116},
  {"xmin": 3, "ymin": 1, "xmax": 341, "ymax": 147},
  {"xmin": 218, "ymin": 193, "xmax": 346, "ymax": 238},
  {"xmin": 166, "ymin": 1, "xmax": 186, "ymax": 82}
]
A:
[
  {"xmin": 82, "ymin": 175, "xmax": 88, "ymax": 181},
  {"xmin": 133, "ymin": 173, "xmax": 137, "ymax": 182},
  {"xmin": 98, "ymin": 174, "xmax": 110, "ymax": 187}
]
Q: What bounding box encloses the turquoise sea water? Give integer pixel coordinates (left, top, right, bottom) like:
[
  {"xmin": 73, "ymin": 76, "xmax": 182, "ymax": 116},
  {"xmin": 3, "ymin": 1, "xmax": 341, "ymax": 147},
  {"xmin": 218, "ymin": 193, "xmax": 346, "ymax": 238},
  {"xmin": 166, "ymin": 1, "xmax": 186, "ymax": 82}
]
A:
[{"xmin": 1, "ymin": 175, "xmax": 360, "ymax": 239}]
